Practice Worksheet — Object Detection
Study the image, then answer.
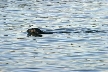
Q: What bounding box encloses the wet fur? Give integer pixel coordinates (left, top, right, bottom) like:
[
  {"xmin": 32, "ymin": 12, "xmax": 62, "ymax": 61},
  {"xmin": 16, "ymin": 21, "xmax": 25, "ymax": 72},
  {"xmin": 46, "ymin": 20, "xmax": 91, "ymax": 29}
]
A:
[{"xmin": 27, "ymin": 28, "xmax": 53, "ymax": 37}]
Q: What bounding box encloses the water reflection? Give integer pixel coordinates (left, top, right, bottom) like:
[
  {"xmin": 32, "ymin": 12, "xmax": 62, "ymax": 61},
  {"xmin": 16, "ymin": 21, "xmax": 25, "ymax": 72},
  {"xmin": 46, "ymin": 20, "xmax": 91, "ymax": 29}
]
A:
[{"xmin": 0, "ymin": 0, "xmax": 108, "ymax": 72}]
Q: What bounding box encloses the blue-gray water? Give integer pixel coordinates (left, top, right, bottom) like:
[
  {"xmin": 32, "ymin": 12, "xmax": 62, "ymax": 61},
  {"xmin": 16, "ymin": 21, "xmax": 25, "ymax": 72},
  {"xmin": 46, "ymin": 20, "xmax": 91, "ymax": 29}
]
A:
[{"xmin": 0, "ymin": 0, "xmax": 108, "ymax": 72}]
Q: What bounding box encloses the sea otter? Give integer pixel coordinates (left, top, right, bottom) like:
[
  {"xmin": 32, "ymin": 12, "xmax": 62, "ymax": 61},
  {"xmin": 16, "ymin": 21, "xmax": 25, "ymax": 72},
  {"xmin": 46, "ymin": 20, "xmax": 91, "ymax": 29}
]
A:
[
  {"xmin": 27, "ymin": 28, "xmax": 104, "ymax": 37},
  {"xmin": 27, "ymin": 28, "xmax": 72, "ymax": 37},
  {"xmin": 27, "ymin": 28, "xmax": 53, "ymax": 37}
]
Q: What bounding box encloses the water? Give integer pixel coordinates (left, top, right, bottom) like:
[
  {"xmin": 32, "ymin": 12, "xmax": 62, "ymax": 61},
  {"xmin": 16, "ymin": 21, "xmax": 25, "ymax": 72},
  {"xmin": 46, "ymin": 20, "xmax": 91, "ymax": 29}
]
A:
[{"xmin": 0, "ymin": 0, "xmax": 108, "ymax": 72}]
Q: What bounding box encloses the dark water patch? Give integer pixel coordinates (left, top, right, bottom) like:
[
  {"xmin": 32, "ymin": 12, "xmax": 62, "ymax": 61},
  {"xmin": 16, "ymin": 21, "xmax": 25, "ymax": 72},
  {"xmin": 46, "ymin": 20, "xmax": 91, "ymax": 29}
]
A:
[
  {"xmin": 14, "ymin": 67, "xmax": 43, "ymax": 72},
  {"xmin": 72, "ymin": 70, "xmax": 99, "ymax": 72},
  {"xmin": 54, "ymin": 28, "xmax": 106, "ymax": 33},
  {"xmin": 6, "ymin": 10, "xmax": 21, "ymax": 12},
  {"xmin": 0, "ymin": 4, "xmax": 8, "ymax": 8},
  {"xmin": 4, "ymin": 34, "xmax": 8, "ymax": 36},
  {"xmin": 17, "ymin": 38, "xmax": 25, "ymax": 39},
  {"xmin": 21, "ymin": 68, "xmax": 42, "ymax": 69}
]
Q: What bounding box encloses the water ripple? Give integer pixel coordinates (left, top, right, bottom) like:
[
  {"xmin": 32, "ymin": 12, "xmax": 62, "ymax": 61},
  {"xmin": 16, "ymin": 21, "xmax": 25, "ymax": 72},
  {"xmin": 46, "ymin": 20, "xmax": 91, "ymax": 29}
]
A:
[{"xmin": 0, "ymin": 0, "xmax": 108, "ymax": 72}]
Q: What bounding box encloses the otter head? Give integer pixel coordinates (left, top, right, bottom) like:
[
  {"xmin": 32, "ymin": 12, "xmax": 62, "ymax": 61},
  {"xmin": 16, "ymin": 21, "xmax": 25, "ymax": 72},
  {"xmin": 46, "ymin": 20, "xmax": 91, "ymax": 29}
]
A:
[{"xmin": 27, "ymin": 28, "xmax": 43, "ymax": 37}]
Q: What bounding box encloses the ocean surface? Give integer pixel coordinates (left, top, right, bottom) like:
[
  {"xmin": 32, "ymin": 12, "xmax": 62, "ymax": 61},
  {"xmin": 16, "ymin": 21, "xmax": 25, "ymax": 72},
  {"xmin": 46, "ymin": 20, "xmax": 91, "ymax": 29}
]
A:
[{"xmin": 0, "ymin": 0, "xmax": 108, "ymax": 72}]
